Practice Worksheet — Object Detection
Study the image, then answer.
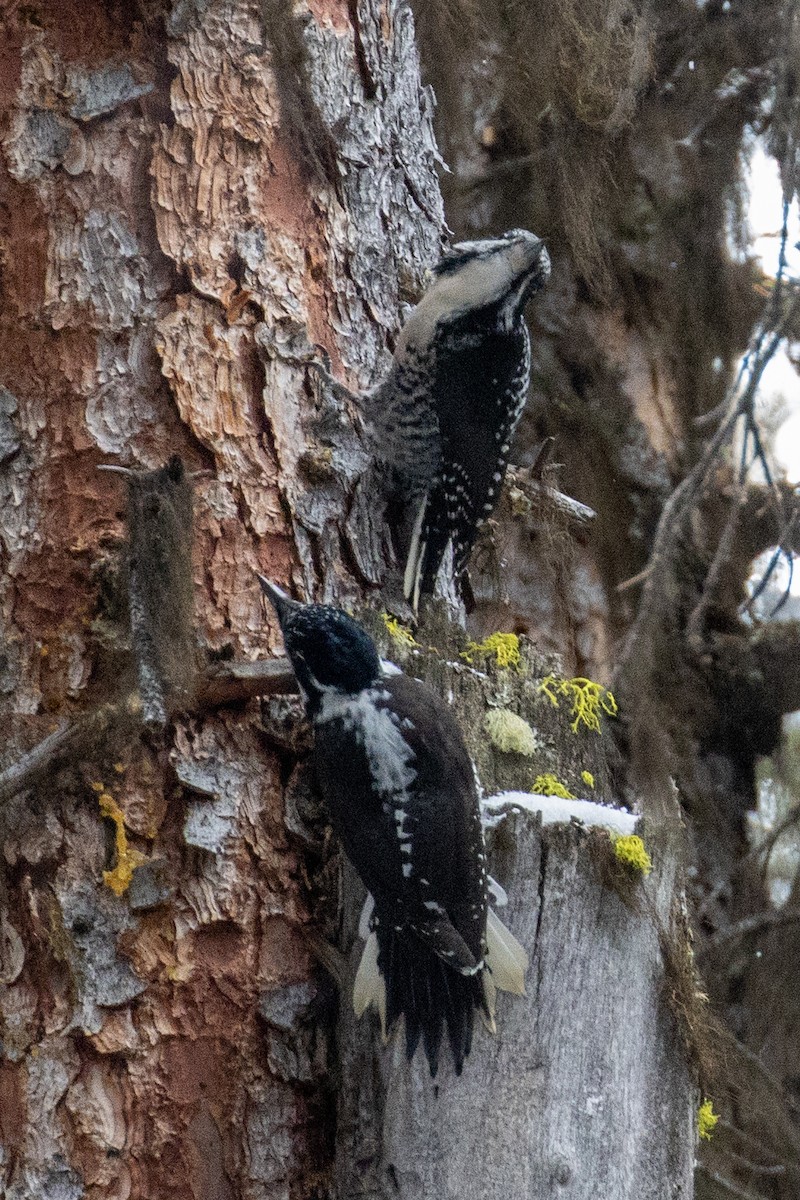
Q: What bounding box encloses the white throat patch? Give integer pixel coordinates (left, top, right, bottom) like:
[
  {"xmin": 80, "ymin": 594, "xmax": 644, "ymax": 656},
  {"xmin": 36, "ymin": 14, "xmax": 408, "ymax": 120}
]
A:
[{"xmin": 317, "ymin": 687, "xmax": 417, "ymax": 800}]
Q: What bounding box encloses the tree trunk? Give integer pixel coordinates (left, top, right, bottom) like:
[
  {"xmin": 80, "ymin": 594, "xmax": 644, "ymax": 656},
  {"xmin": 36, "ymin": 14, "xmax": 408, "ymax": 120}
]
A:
[
  {"xmin": 333, "ymin": 641, "xmax": 694, "ymax": 1200},
  {"xmin": 0, "ymin": 2, "xmax": 695, "ymax": 1198}
]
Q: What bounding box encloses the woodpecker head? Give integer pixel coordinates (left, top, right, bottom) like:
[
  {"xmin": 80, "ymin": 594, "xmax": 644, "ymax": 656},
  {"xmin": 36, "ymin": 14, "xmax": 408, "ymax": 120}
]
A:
[
  {"xmin": 257, "ymin": 576, "xmax": 382, "ymax": 712},
  {"xmin": 398, "ymin": 228, "xmax": 551, "ymax": 353}
]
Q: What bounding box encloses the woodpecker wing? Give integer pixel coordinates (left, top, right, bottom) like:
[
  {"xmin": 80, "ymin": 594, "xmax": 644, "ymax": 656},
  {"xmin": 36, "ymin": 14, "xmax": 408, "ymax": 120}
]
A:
[
  {"xmin": 313, "ymin": 674, "xmax": 487, "ymax": 961},
  {"xmin": 404, "ymin": 319, "xmax": 531, "ymax": 603}
]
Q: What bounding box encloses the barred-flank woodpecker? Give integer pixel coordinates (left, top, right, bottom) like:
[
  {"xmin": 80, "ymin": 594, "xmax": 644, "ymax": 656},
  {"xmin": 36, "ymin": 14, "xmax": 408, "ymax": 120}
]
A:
[
  {"xmin": 370, "ymin": 229, "xmax": 550, "ymax": 609},
  {"xmin": 257, "ymin": 576, "xmax": 527, "ymax": 1076}
]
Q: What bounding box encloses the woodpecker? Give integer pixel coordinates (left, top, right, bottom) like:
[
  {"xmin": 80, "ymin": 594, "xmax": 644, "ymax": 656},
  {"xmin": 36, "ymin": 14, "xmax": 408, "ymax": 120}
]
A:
[
  {"xmin": 368, "ymin": 228, "xmax": 550, "ymax": 609},
  {"xmin": 257, "ymin": 576, "xmax": 527, "ymax": 1075}
]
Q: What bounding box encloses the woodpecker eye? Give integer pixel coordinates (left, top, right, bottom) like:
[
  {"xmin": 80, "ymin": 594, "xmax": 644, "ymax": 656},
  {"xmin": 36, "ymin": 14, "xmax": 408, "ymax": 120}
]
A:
[{"xmin": 282, "ymin": 606, "xmax": 382, "ymax": 695}]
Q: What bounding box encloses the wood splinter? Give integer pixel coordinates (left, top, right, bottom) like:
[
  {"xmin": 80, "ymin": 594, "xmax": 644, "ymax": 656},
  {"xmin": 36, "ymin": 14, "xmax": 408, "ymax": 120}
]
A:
[{"xmin": 100, "ymin": 456, "xmax": 195, "ymax": 732}]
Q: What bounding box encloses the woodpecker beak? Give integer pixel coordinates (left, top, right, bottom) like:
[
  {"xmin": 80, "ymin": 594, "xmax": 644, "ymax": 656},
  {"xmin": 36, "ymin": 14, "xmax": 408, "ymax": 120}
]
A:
[{"xmin": 255, "ymin": 574, "xmax": 302, "ymax": 624}]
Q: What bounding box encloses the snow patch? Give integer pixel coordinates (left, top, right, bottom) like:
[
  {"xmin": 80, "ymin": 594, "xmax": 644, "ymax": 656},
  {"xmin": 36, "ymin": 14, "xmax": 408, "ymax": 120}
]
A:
[{"xmin": 482, "ymin": 791, "xmax": 638, "ymax": 835}]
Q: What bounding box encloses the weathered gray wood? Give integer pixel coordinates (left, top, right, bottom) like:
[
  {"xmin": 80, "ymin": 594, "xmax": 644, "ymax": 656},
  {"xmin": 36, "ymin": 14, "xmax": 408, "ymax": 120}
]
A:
[
  {"xmin": 333, "ymin": 646, "xmax": 695, "ymax": 1200},
  {"xmin": 337, "ymin": 812, "xmax": 694, "ymax": 1200}
]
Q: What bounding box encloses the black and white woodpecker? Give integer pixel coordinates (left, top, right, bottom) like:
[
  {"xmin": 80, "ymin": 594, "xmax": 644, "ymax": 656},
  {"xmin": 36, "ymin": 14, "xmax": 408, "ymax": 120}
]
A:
[
  {"xmin": 257, "ymin": 575, "xmax": 527, "ymax": 1075},
  {"xmin": 368, "ymin": 228, "xmax": 550, "ymax": 609}
]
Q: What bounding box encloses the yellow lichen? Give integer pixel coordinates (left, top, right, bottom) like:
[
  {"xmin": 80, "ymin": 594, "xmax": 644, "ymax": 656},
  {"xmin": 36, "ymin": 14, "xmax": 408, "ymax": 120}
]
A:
[
  {"xmin": 98, "ymin": 792, "xmax": 147, "ymax": 897},
  {"xmin": 698, "ymin": 1099, "xmax": 718, "ymax": 1141},
  {"xmin": 381, "ymin": 612, "xmax": 420, "ymax": 648},
  {"xmin": 90, "ymin": 781, "xmax": 105, "ymax": 793},
  {"xmin": 612, "ymin": 833, "xmax": 652, "ymax": 875},
  {"xmin": 532, "ymin": 773, "xmax": 576, "ymax": 799},
  {"xmin": 113, "ymin": 762, "xmax": 126, "ymax": 775},
  {"xmin": 462, "ymin": 632, "xmax": 523, "ymax": 671},
  {"xmin": 581, "ymin": 770, "xmax": 595, "ymax": 788},
  {"xmin": 485, "ymin": 709, "xmax": 538, "ymax": 756},
  {"xmin": 539, "ymin": 674, "xmax": 618, "ymax": 733}
]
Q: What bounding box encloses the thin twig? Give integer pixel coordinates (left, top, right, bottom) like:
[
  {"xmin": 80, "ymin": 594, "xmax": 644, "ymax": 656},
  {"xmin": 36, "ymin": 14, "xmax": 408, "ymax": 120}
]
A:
[
  {"xmin": 0, "ymin": 658, "xmax": 299, "ymax": 808},
  {"xmin": 698, "ymin": 906, "xmax": 800, "ymax": 959},
  {"xmin": 743, "ymin": 510, "xmax": 799, "ymax": 618},
  {"xmin": 728, "ymin": 1039, "xmax": 800, "ymax": 1132},
  {"xmin": 616, "ymin": 564, "xmax": 654, "ymax": 593},
  {"xmin": 716, "ymin": 1147, "xmax": 786, "ymax": 1178},
  {"xmin": 744, "ymin": 543, "xmax": 786, "ymax": 614},
  {"xmin": 770, "ymin": 548, "xmax": 795, "ymax": 616},
  {"xmin": 0, "ymin": 702, "xmax": 127, "ymax": 806},
  {"xmin": 716, "ymin": 1120, "xmax": 800, "ymax": 1178},
  {"xmin": 696, "ymin": 805, "xmax": 800, "ymax": 920},
  {"xmin": 686, "ymin": 483, "xmax": 749, "ymax": 648},
  {"xmin": 529, "ymin": 436, "xmax": 556, "ymax": 480},
  {"xmin": 695, "ymin": 1164, "xmax": 769, "ymax": 1200}
]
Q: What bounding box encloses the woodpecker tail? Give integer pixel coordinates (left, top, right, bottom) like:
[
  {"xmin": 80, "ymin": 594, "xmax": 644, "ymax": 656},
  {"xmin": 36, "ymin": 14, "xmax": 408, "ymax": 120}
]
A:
[
  {"xmin": 353, "ymin": 931, "xmax": 388, "ymax": 1037},
  {"xmin": 486, "ymin": 907, "xmax": 528, "ymax": 994},
  {"xmin": 352, "ymin": 909, "xmax": 528, "ymax": 1075},
  {"xmin": 481, "ymin": 907, "xmax": 528, "ymax": 1032},
  {"xmin": 402, "ymin": 494, "xmax": 430, "ymax": 612},
  {"xmin": 403, "ymin": 484, "xmax": 480, "ymax": 610},
  {"xmin": 379, "ymin": 923, "xmax": 483, "ymax": 1076},
  {"xmin": 403, "ymin": 489, "xmax": 458, "ymax": 611}
]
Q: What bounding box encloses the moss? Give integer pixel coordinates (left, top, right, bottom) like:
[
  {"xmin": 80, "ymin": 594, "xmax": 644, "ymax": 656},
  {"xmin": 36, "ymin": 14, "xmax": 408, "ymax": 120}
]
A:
[
  {"xmin": 485, "ymin": 708, "xmax": 538, "ymax": 756},
  {"xmin": 532, "ymin": 772, "xmax": 576, "ymax": 799},
  {"xmin": 611, "ymin": 832, "xmax": 652, "ymax": 875},
  {"xmin": 98, "ymin": 790, "xmax": 147, "ymax": 897},
  {"xmin": 539, "ymin": 673, "xmax": 618, "ymax": 733},
  {"xmin": 697, "ymin": 1098, "xmax": 718, "ymax": 1141},
  {"xmin": 462, "ymin": 632, "xmax": 523, "ymax": 671}
]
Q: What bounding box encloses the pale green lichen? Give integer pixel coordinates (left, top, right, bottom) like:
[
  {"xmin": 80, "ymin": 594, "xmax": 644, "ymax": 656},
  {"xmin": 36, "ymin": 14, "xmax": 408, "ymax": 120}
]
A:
[
  {"xmin": 485, "ymin": 709, "xmax": 538, "ymax": 756},
  {"xmin": 581, "ymin": 770, "xmax": 595, "ymax": 788},
  {"xmin": 697, "ymin": 1099, "xmax": 718, "ymax": 1141},
  {"xmin": 611, "ymin": 833, "xmax": 652, "ymax": 875},
  {"xmin": 532, "ymin": 773, "xmax": 576, "ymax": 799},
  {"xmin": 462, "ymin": 632, "xmax": 523, "ymax": 671},
  {"xmin": 539, "ymin": 674, "xmax": 618, "ymax": 733}
]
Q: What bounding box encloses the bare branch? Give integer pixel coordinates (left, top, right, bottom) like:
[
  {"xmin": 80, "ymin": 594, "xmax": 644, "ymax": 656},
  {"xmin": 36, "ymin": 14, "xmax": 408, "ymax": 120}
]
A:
[
  {"xmin": 505, "ymin": 464, "xmax": 596, "ymax": 532},
  {"xmin": 715, "ymin": 1120, "xmax": 799, "ymax": 1179},
  {"xmin": 686, "ymin": 483, "xmax": 749, "ymax": 650},
  {"xmin": 698, "ymin": 906, "xmax": 800, "ymax": 959},
  {"xmin": 0, "ymin": 657, "xmax": 299, "ymax": 807},
  {"xmin": 195, "ymin": 658, "xmax": 298, "ymax": 707},
  {"xmin": 0, "ymin": 702, "xmax": 127, "ymax": 806},
  {"xmin": 696, "ymin": 1164, "xmax": 771, "ymax": 1200},
  {"xmin": 617, "ymin": 291, "xmax": 800, "ymax": 700},
  {"xmin": 697, "ymin": 803, "xmax": 800, "ymax": 920}
]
